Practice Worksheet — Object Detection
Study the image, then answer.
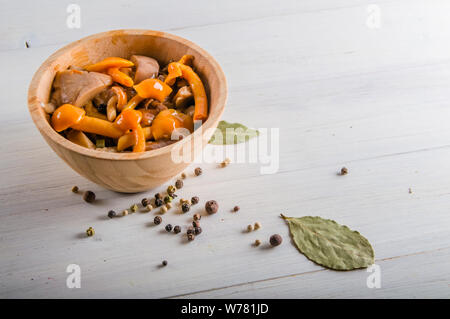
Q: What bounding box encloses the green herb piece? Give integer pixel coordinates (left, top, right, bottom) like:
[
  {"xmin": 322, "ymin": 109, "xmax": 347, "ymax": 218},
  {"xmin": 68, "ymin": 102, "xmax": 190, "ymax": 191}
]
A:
[
  {"xmin": 209, "ymin": 121, "xmax": 259, "ymax": 145},
  {"xmin": 280, "ymin": 214, "xmax": 374, "ymax": 271},
  {"xmin": 96, "ymin": 139, "xmax": 105, "ymax": 148}
]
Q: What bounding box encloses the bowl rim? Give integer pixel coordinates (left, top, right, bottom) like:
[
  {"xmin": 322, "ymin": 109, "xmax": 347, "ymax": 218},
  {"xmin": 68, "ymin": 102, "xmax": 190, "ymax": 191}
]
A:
[{"xmin": 27, "ymin": 29, "xmax": 227, "ymax": 161}]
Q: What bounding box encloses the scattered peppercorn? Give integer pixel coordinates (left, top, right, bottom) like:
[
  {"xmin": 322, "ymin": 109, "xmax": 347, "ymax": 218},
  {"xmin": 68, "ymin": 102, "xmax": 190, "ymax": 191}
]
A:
[
  {"xmin": 164, "ymin": 195, "xmax": 173, "ymax": 204},
  {"xmin": 181, "ymin": 172, "xmax": 187, "ymax": 179},
  {"xmin": 72, "ymin": 186, "xmax": 79, "ymax": 193},
  {"xmin": 187, "ymin": 227, "xmax": 195, "ymax": 235},
  {"xmin": 191, "ymin": 196, "xmax": 199, "ymax": 205},
  {"xmin": 174, "ymin": 225, "xmax": 181, "ymax": 234},
  {"xmin": 233, "ymin": 206, "xmax": 240, "ymax": 212},
  {"xmin": 130, "ymin": 204, "xmax": 138, "ymax": 213},
  {"xmin": 83, "ymin": 191, "xmax": 96, "ymax": 203},
  {"xmin": 193, "ymin": 213, "xmax": 201, "ymax": 221},
  {"xmin": 254, "ymin": 239, "xmax": 261, "ymax": 247},
  {"xmin": 146, "ymin": 204, "xmax": 153, "ymax": 212},
  {"xmin": 141, "ymin": 198, "xmax": 150, "ymax": 207},
  {"xmin": 187, "ymin": 233, "xmax": 195, "ymax": 241},
  {"xmin": 155, "ymin": 198, "xmax": 163, "ymax": 207},
  {"xmin": 247, "ymin": 224, "xmax": 254, "ymax": 232},
  {"xmin": 86, "ymin": 227, "xmax": 95, "ymax": 237},
  {"xmin": 161, "ymin": 206, "xmax": 168, "ymax": 214},
  {"xmin": 165, "ymin": 203, "xmax": 172, "ymax": 209},
  {"xmin": 194, "ymin": 167, "xmax": 202, "ymax": 176},
  {"xmin": 167, "ymin": 185, "xmax": 176, "ymax": 195},
  {"xmin": 181, "ymin": 202, "xmax": 190, "ymax": 213},
  {"xmin": 107, "ymin": 210, "xmax": 116, "ymax": 219},
  {"xmin": 254, "ymin": 222, "xmax": 261, "ymax": 230},
  {"xmin": 193, "ymin": 220, "xmax": 200, "ymax": 228},
  {"xmin": 155, "ymin": 193, "xmax": 162, "ymax": 200},
  {"xmin": 154, "ymin": 216, "xmax": 162, "ymax": 225},
  {"xmin": 341, "ymin": 167, "xmax": 348, "ymax": 175},
  {"xmin": 175, "ymin": 179, "xmax": 183, "ymax": 189},
  {"xmin": 194, "ymin": 226, "xmax": 202, "ymax": 235},
  {"xmin": 205, "ymin": 200, "xmax": 218, "ymax": 214},
  {"xmin": 162, "ymin": 260, "xmax": 168, "ymax": 266},
  {"xmin": 221, "ymin": 158, "xmax": 231, "ymax": 167},
  {"xmin": 270, "ymin": 234, "xmax": 283, "ymax": 246},
  {"xmin": 165, "ymin": 224, "xmax": 173, "ymax": 232},
  {"xmin": 122, "ymin": 209, "xmax": 129, "ymax": 216}
]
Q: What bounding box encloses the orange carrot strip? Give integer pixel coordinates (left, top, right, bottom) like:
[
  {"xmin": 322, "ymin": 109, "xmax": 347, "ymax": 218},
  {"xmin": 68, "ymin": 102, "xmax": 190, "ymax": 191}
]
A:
[
  {"xmin": 71, "ymin": 116, "xmax": 123, "ymax": 139},
  {"xmin": 123, "ymin": 95, "xmax": 144, "ymax": 110},
  {"xmin": 117, "ymin": 127, "xmax": 151, "ymax": 151},
  {"xmin": 111, "ymin": 86, "xmax": 128, "ymax": 111},
  {"xmin": 85, "ymin": 57, "xmax": 134, "ymax": 72},
  {"xmin": 107, "ymin": 67, "xmax": 134, "ymax": 87}
]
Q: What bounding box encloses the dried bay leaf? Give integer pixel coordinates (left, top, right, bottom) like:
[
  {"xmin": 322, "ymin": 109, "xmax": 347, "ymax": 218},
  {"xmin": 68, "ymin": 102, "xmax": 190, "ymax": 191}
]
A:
[
  {"xmin": 281, "ymin": 214, "xmax": 374, "ymax": 271},
  {"xmin": 209, "ymin": 121, "xmax": 259, "ymax": 145}
]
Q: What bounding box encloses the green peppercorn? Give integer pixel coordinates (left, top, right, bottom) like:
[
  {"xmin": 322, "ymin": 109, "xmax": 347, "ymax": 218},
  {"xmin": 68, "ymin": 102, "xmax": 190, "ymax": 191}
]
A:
[
  {"xmin": 107, "ymin": 210, "xmax": 116, "ymax": 219},
  {"xmin": 155, "ymin": 198, "xmax": 163, "ymax": 207},
  {"xmin": 175, "ymin": 179, "xmax": 183, "ymax": 189},
  {"xmin": 154, "ymin": 216, "xmax": 162, "ymax": 225},
  {"xmin": 86, "ymin": 227, "xmax": 95, "ymax": 237},
  {"xmin": 167, "ymin": 185, "xmax": 176, "ymax": 195},
  {"xmin": 164, "ymin": 195, "xmax": 173, "ymax": 204},
  {"xmin": 83, "ymin": 191, "xmax": 96, "ymax": 203},
  {"xmin": 181, "ymin": 202, "xmax": 190, "ymax": 213},
  {"xmin": 191, "ymin": 196, "xmax": 199, "ymax": 205},
  {"xmin": 130, "ymin": 204, "xmax": 138, "ymax": 213},
  {"xmin": 141, "ymin": 198, "xmax": 150, "ymax": 207},
  {"xmin": 71, "ymin": 186, "xmax": 79, "ymax": 193},
  {"xmin": 165, "ymin": 224, "xmax": 173, "ymax": 232},
  {"xmin": 194, "ymin": 226, "xmax": 202, "ymax": 235},
  {"xmin": 174, "ymin": 225, "xmax": 181, "ymax": 234}
]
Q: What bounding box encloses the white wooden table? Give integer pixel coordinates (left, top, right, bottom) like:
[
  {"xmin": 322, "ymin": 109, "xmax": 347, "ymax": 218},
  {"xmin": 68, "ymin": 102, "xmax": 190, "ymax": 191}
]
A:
[{"xmin": 1, "ymin": 0, "xmax": 449, "ymax": 298}]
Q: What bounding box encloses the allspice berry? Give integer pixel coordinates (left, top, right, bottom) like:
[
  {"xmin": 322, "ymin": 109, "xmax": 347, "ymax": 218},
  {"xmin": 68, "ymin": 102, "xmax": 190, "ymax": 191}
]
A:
[
  {"xmin": 205, "ymin": 200, "xmax": 218, "ymax": 214},
  {"xmin": 83, "ymin": 191, "xmax": 96, "ymax": 203},
  {"xmin": 154, "ymin": 216, "xmax": 162, "ymax": 225},
  {"xmin": 191, "ymin": 196, "xmax": 199, "ymax": 205},
  {"xmin": 175, "ymin": 179, "xmax": 183, "ymax": 189},
  {"xmin": 194, "ymin": 167, "xmax": 202, "ymax": 176},
  {"xmin": 270, "ymin": 234, "xmax": 283, "ymax": 247}
]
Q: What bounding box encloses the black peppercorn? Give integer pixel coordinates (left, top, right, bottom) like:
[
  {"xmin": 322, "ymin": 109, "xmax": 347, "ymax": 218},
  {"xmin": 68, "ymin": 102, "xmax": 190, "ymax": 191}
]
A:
[
  {"xmin": 175, "ymin": 179, "xmax": 183, "ymax": 189},
  {"xmin": 155, "ymin": 198, "xmax": 163, "ymax": 207},
  {"xmin": 97, "ymin": 103, "xmax": 107, "ymax": 114},
  {"xmin": 154, "ymin": 216, "xmax": 162, "ymax": 225},
  {"xmin": 162, "ymin": 260, "xmax": 168, "ymax": 266},
  {"xmin": 141, "ymin": 198, "xmax": 150, "ymax": 207},
  {"xmin": 187, "ymin": 233, "xmax": 195, "ymax": 241},
  {"xmin": 192, "ymin": 220, "xmax": 200, "ymax": 228},
  {"xmin": 107, "ymin": 210, "xmax": 117, "ymax": 218},
  {"xmin": 233, "ymin": 206, "xmax": 240, "ymax": 212},
  {"xmin": 83, "ymin": 191, "xmax": 96, "ymax": 203},
  {"xmin": 165, "ymin": 224, "xmax": 173, "ymax": 232},
  {"xmin": 191, "ymin": 196, "xmax": 199, "ymax": 205},
  {"xmin": 181, "ymin": 202, "xmax": 190, "ymax": 213},
  {"xmin": 194, "ymin": 226, "xmax": 202, "ymax": 235},
  {"xmin": 155, "ymin": 193, "xmax": 162, "ymax": 200},
  {"xmin": 174, "ymin": 225, "xmax": 181, "ymax": 234},
  {"xmin": 194, "ymin": 167, "xmax": 202, "ymax": 176},
  {"xmin": 187, "ymin": 227, "xmax": 195, "ymax": 235},
  {"xmin": 341, "ymin": 167, "xmax": 348, "ymax": 175},
  {"xmin": 205, "ymin": 200, "xmax": 218, "ymax": 214},
  {"xmin": 193, "ymin": 213, "xmax": 201, "ymax": 221},
  {"xmin": 72, "ymin": 186, "xmax": 79, "ymax": 193},
  {"xmin": 270, "ymin": 234, "xmax": 283, "ymax": 247}
]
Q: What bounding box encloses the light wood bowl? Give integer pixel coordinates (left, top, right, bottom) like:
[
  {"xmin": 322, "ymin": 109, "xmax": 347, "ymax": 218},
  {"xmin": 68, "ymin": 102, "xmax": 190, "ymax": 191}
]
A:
[{"xmin": 28, "ymin": 30, "xmax": 227, "ymax": 193}]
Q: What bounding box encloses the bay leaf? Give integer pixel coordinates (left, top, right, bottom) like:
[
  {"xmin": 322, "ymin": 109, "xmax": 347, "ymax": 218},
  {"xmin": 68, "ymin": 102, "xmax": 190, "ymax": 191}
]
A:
[
  {"xmin": 281, "ymin": 214, "xmax": 374, "ymax": 271},
  {"xmin": 209, "ymin": 121, "xmax": 259, "ymax": 145}
]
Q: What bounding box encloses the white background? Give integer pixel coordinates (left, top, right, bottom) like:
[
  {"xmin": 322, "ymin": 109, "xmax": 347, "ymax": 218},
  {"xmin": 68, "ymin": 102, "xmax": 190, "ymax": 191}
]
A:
[{"xmin": 0, "ymin": 0, "xmax": 449, "ymax": 298}]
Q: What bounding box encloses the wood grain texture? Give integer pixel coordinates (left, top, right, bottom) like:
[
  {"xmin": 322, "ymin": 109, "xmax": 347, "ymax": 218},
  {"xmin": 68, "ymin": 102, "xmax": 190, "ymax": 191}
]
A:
[
  {"xmin": 1, "ymin": 0, "xmax": 450, "ymax": 298},
  {"xmin": 27, "ymin": 30, "xmax": 227, "ymax": 192}
]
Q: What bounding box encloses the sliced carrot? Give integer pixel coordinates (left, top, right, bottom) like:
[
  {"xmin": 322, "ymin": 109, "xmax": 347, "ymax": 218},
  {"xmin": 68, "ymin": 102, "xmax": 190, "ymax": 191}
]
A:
[
  {"xmin": 85, "ymin": 57, "xmax": 134, "ymax": 72},
  {"xmin": 71, "ymin": 116, "xmax": 123, "ymax": 139},
  {"xmin": 107, "ymin": 67, "xmax": 134, "ymax": 87}
]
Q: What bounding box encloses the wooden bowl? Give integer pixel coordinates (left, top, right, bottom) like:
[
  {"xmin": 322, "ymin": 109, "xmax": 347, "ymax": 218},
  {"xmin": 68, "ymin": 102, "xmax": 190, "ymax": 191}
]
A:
[{"xmin": 28, "ymin": 30, "xmax": 227, "ymax": 193}]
